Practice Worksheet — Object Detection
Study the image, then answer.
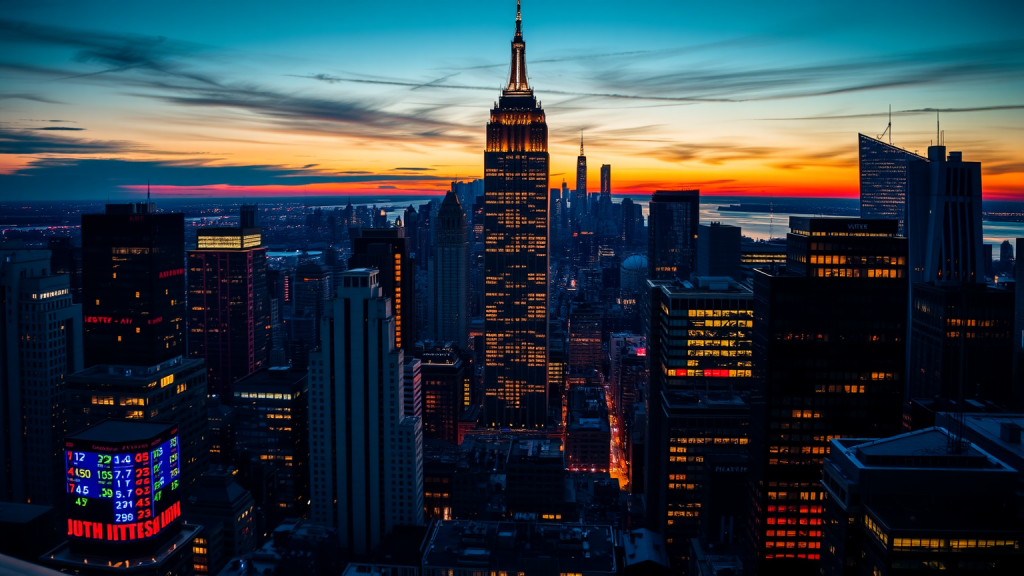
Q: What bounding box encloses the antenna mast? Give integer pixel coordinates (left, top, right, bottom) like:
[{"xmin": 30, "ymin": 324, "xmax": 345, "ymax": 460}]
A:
[{"xmin": 877, "ymin": 105, "xmax": 892, "ymax": 144}]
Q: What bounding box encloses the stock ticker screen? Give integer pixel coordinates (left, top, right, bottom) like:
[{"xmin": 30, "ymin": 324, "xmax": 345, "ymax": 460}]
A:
[{"xmin": 65, "ymin": 422, "xmax": 182, "ymax": 545}]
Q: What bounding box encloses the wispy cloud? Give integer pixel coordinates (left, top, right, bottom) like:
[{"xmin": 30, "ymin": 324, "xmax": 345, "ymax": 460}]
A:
[
  {"xmin": 0, "ymin": 127, "xmax": 134, "ymax": 154},
  {"xmin": 0, "ymin": 157, "xmax": 453, "ymax": 199}
]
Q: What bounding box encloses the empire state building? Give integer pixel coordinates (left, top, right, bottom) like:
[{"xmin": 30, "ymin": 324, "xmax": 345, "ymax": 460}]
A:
[{"xmin": 483, "ymin": 0, "xmax": 549, "ymax": 429}]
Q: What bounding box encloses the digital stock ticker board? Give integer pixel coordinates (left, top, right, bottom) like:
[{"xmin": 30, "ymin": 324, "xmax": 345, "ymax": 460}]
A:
[{"xmin": 64, "ymin": 421, "xmax": 183, "ymax": 553}]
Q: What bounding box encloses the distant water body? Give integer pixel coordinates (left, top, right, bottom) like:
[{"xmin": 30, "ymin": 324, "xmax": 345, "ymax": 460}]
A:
[{"xmin": 339, "ymin": 194, "xmax": 1024, "ymax": 249}]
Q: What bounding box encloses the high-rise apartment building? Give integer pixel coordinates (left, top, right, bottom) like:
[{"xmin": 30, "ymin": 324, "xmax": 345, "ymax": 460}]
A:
[
  {"xmin": 648, "ymin": 190, "xmax": 699, "ymax": 282},
  {"xmin": 645, "ymin": 276, "xmax": 754, "ymax": 556},
  {"xmin": 858, "ymin": 133, "xmax": 926, "ymax": 236},
  {"xmin": 419, "ymin": 344, "xmax": 471, "ymax": 445},
  {"xmin": 308, "ymin": 269, "xmax": 423, "ymax": 554},
  {"xmin": 0, "ymin": 246, "xmax": 83, "ymax": 507},
  {"xmin": 748, "ymin": 217, "xmax": 908, "ymax": 576},
  {"xmin": 659, "ymin": 392, "xmax": 750, "ymax": 567},
  {"xmin": 429, "ymin": 190, "xmax": 470, "ymax": 347},
  {"xmin": 483, "ymin": 1, "xmax": 549, "ymax": 429},
  {"xmin": 187, "ymin": 224, "xmax": 268, "ymax": 400},
  {"xmin": 290, "ymin": 263, "xmax": 331, "ymax": 369},
  {"xmin": 233, "ymin": 366, "xmax": 309, "ymax": 515},
  {"xmin": 350, "ymin": 229, "xmax": 415, "ymax": 350},
  {"xmin": 568, "ymin": 299, "xmax": 603, "ymax": 373},
  {"xmin": 404, "ymin": 357, "xmax": 423, "ymax": 421},
  {"xmin": 81, "ymin": 202, "xmax": 185, "ymax": 367}
]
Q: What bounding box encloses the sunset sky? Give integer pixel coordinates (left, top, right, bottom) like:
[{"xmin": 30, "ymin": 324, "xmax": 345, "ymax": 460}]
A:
[{"xmin": 1, "ymin": 0, "xmax": 1022, "ymax": 201}]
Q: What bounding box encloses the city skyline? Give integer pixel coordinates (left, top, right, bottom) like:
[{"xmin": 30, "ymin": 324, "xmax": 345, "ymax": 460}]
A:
[{"xmin": 2, "ymin": 0, "xmax": 1023, "ymax": 201}]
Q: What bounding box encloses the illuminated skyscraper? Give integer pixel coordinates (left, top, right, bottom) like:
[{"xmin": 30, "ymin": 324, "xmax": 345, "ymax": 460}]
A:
[
  {"xmin": 429, "ymin": 190, "xmax": 470, "ymax": 347},
  {"xmin": 483, "ymin": 0, "xmax": 549, "ymax": 429},
  {"xmin": 574, "ymin": 135, "xmax": 588, "ymax": 229},
  {"xmin": 350, "ymin": 228, "xmax": 414, "ymax": 350},
  {"xmin": 648, "ymin": 190, "xmax": 699, "ymax": 282},
  {"xmin": 187, "ymin": 224, "xmax": 268, "ymax": 400},
  {"xmin": 858, "ymin": 133, "xmax": 926, "ymax": 236},
  {"xmin": 748, "ymin": 217, "xmax": 908, "ymax": 575}
]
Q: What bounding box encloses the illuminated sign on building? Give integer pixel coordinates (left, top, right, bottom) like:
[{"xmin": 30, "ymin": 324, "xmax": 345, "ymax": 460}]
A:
[
  {"xmin": 65, "ymin": 421, "xmax": 182, "ymax": 552},
  {"xmin": 158, "ymin": 268, "xmax": 185, "ymax": 279}
]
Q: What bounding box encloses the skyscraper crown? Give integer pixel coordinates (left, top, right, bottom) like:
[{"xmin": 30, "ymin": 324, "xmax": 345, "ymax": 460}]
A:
[{"xmin": 506, "ymin": 0, "xmax": 530, "ymax": 94}]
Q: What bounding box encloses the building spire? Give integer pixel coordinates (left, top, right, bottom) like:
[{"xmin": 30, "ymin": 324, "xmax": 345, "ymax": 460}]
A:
[
  {"xmin": 580, "ymin": 132, "xmax": 584, "ymax": 156},
  {"xmin": 505, "ymin": 0, "xmax": 530, "ymax": 93}
]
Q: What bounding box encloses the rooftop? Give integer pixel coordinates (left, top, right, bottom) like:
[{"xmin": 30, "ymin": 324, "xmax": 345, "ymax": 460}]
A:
[
  {"xmin": 835, "ymin": 427, "xmax": 1014, "ymax": 471},
  {"xmin": 67, "ymin": 419, "xmax": 175, "ymax": 443},
  {"xmin": 943, "ymin": 413, "xmax": 1024, "ymax": 462},
  {"xmin": 509, "ymin": 438, "xmax": 563, "ymax": 462},
  {"xmin": 422, "ymin": 521, "xmax": 616, "ymax": 574},
  {"xmin": 234, "ymin": 366, "xmax": 308, "ymax": 390}
]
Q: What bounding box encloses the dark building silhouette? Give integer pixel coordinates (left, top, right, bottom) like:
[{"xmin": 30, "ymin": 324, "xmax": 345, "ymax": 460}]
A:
[
  {"xmin": 47, "ymin": 236, "xmax": 83, "ymax": 303},
  {"xmin": 648, "ymin": 190, "xmax": 699, "ymax": 282},
  {"xmin": 907, "ymin": 283, "xmax": 1014, "ymax": 411},
  {"xmin": 858, "ymin": 133, "xmax": 926, "ymax": 236},
  {"xmin": 907, "ymin": 146, "xmax": 983, "ymax": 285},
  {"xmin": 0, "ymin": 246, "xmax": 83, "ymax": 508},
  {"xmin": 187, "ymin": 225, "xmax": 268, "ymax": 400},
  {"xmin": 350, "ymin": 228, "xmax": 415, "ymax": 350},
  {"xmin": 906, "ymin": 145, "xmax": 1014, "ymax": 418},
  {"xmin": 81, "ymin": 202, "xmax": 185, "ymax": 368},
  {"xmin": 697, "ymin": 222, "xmax": 742, "ymax": 280},
  {"xmin": 233, "ymin": 366, "xmax": 309, "ymax": 516},
  {"xmin": 429, "ymin": 190, "xmax": 470, "ymax": 347},
  {"xmin": 290, "ymin": 263, "xmax": 331, "ymax": 369},
  {"xmin": 822, "ymin": 427, "xmax": 1024, "ymax": 576},
  {"xmin": 568, "ymin": 299, "xmax": 603, "ymax": 373},
  {"xmin": 748, "ymin": 217, "xmax": 908, "ymax": 576},
  {"xmin": 483, "ymin": 1, "xmax": 549, "ymax": 429}
]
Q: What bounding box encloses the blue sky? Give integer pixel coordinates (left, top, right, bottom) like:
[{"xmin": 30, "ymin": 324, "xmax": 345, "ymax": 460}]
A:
[{"xmin": 1, "ymin": 0, "xmax": 1022, "ymax": 199}]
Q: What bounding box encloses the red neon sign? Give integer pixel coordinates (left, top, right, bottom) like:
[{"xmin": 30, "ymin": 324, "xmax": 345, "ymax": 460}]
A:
[
  {"xmin": 636, "ymin": 347, "xmax": 647, "ymax": 357},
  {"xmin": 66, "ymin": 501, "xmax": 181, "ymax": 542},
  {"xmin": 158, "ymin": 268, "xmax": 184, "ymax": 280},
  {"xmin": 84, "ymin": 317, "xmax": 133, "ymax": 325}
]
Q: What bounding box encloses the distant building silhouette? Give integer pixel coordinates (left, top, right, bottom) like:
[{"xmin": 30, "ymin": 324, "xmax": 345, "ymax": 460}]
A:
[
  {"xmin": 429, "ymin": 190, "xmax": 470, "ymax": 347},
  {"xmin": 81, "ymin": 202, "xmax": 185, "ymax": 367},
  {"xmin": 648, "ymin": 190, "xmax": 699, "ymax": 282}
]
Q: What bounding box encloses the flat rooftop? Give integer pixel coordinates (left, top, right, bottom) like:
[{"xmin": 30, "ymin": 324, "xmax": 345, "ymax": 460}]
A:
[
  {"xmin": 422, "ymin": 521, "xmax": 616, "ymax": 574},
  {"xmin": 67, "ymin": 419, "xmax": 175, "ymax": 443},
  {"xmin": 839, "ymin": 427, "xmax": 1013, "ymax": 471}
]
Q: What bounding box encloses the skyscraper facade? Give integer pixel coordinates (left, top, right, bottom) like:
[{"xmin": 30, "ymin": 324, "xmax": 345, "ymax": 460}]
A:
[
  {"xmin": 0, "ymin": 246, "xmax": 83, "ymax": 507},
  {"xmin": 187, "ymin": 225, "xmax": 268, "ymax": 400},
  {"xmin": 81, "ymin": 202, "xmax": 185, "ymax": 367},
  {"xmin": 907, "ymin": 146, "xmax": 983, "ymax": 285},
  {"xmin": 574, "ymin": 135, "xmax": 587, "ymax": 229},
  {"xmin": 748, "ymin": 217, "xmax": 908, "ymax": 576},
  {"xmin": 290, "ymin": 263, "xmax": 331, "ymax": 369},
  {"xmin": 429, "ymin": 190, "xmax": 470, "ymax": 347},
  {"xmin": 697, "ymin": 222, "xmax": 742, "ymax": 280},
  {"xmin": 858, "ymin": 133, "xmax": 926, "ymax": 236},
  {"xmin": 308, "ymin": 269, "xmax": 424, "ymax": 554},
  {"xmin": 483, "ymin": 1, "xmax": 549, "ymax": 429},
  {"xmin": 648, "ymin": 190, "xmax": 700, "ymax": 282},
  {"xmin": 420, "ymin": 344, "xmax": 471, "ymax": 445},
  {"xmin": 350, "ymin": 228, "xmax": 415, "ymax": 350}
]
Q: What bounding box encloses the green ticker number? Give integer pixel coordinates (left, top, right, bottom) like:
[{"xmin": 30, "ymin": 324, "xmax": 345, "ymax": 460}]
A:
[
  {"xmin": 171, "ymin": 480, "xmax": 179, "ymax": 490},
  {"xmin": 75, "ymin": 498, "xmax": 88, "ymax": 507}
]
